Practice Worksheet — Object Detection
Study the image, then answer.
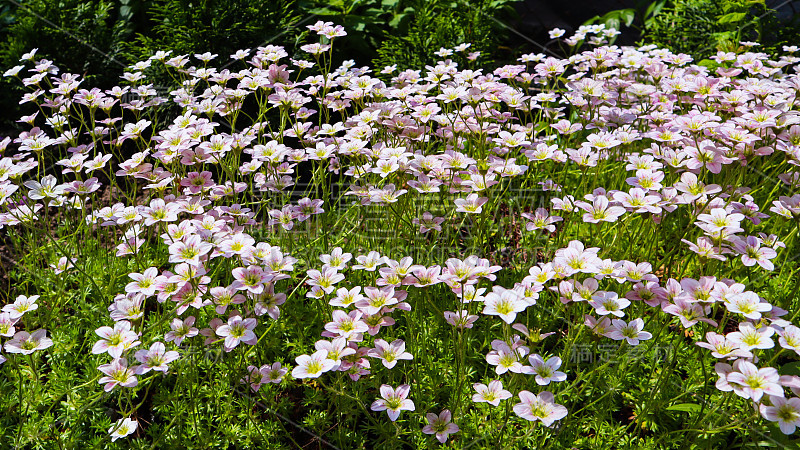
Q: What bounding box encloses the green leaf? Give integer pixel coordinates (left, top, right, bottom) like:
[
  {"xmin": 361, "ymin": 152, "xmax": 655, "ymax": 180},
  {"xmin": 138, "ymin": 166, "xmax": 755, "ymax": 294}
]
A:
[
  {"xmin": 644, "ymin": 0, "xmax": 666, "ymax": 19},
  {"xmin": 762, "ymin": 423, "xmax": 800, "ymax": 446},
  {"xmin": 616, "ymin": 8, "xmax": 637, "ymax": 27},
  {"xmin": 388, "ymin": 8, "xmax": 413, "ymax": 29},
  {"xmin": 489, "ymin": 0, "xmax": 515, "ymax": 8},
  {"xmin": 306, "ymin": 7, "xmax": 339, "ymax": 15},
  {"xmin": 697, "ymin": 59, "xmax": 718, "ymax": 69},
  {"xmin": 606, "ymin": 18, "xmax": 621, "ymax": 32},
  {"xmin": 666, "ymin": 403, "xmax": 701, "ymax": 413},
  {"xmin": 717, "ymin": 12, "xmax": 747, "ymax": 24},
  {"xmin": 388, "ymin": 13, "xmax": 405, "ymax": 29},
  {"xmin": 780, "ymin": 361, "xmax": 800, "ymax": 377}
]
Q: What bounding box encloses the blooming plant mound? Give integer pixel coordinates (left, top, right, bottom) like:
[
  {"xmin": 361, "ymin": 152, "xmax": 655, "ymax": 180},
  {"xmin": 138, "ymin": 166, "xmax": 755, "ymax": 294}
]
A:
[{"xmin": 1, "ymin": 21, "xmax": 800, "ymax": 448}]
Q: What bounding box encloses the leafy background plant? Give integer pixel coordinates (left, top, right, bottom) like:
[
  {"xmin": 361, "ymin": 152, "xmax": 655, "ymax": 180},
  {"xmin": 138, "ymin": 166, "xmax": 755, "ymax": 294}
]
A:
[{"xmin": 590, "ymin": 0, "xmax": 800, "ymax": 61}]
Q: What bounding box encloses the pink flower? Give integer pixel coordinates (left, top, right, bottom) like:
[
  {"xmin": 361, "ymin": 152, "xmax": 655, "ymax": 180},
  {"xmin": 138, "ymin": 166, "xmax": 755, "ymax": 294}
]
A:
[
  {"xmin": 208, "ymin": 286, "xmax": 246, "ymax": 315},
  {"xmin": 512, "ymin": 390, "xmax": 567, "ymax": 426},
  {"xmin": 0, "ymin": 312, "xmax": 18, "ymax": 337},
  {"xmin": 231, "ymin": 265, "xmax": 274, "ymax": 294},
  {"xmin": 306, "ymin": 267, "xmax": 345, "ymax": 294},
  {"xmin": 355, "ymin": 286, "xmax": 399, "ymax": 315},
  {"xmin": 589, "ymin": 291, "xmax": 630, "ymax": 317},
  {"xmin": 262, "ymin": 362, "xmax": 289, "ymax": 384},
  {"xmin": 760, "ymin": 396, "xmax": 800, "ymax": 434},
  {"xmin": 522, "ymin": 208, "xmax": 562, "ymax": 232},
  {"xmin": 50, "ymin": 256, "xmax": 75, "ymax": 274},
  {"xmin": 696, "ymin": 332, "xmax": 752, "ymax": 359},
  {"xmin": 268, "ymin": 205, "xmax": 296, "ymax": 230},
  {"xmin": 727, "ymin": 360, "xmax": 782, "ymax": 402},
  {"xmin": 215, "ymin": 316, "xmax": 258, "ymax": 351},
  {"xmin": 486, "ymin": 341, "xmax": 527, "ymax": 375},
  {"xmin": 352, "ymin": 251, "xmax": 386, "ymax": 271},
  {"xmin": 165, "ymin": 316, "xmax": 198, "ymax": 346},
  {"xmin": 554, "ymin": 241, "xmax": 601, "ymax": 274},
  {"xmin": 472, "ymin": 380, "xmax": 512, "ymax": 406},
  {"xmin": 422, "ymin": 409, "xmax": 459, "ymax": 443},
  {"xmin": 180, "ymin": 171, "xmax": 214, "ymax": 193},
  {"xmin": 319, "ymin": 247, "xmax": 352, "ymax": 271},
  {"xmin": 98, "ymin": 358, "xmax": 138, "ymax": 392},
  {"xmin": 662, "ymin": 298, "xmax": 716, "ymax": 328},
  {"xmin": 294, "ymin": 197, "xmax": 324, "ymax": 221},
  {"xmin": 92, "ymin": 321, "xmax": 140, "ymax": 358},
  {"xmin": 681, "ymin": 237, "xmax": 727, "ymax": 261},
  {"xmin": 369, "ymin": 339, "xmax": 413, "ymax": 369},
  {"xmin": 406, "ymin": 265, "xmax": 442, "ymax": 287},
  {"xmin": 730, "ymin": 235, "xmax": 777, "ymax": 270},
  {"xmin": 576, "ymin": 196, "xmax": 625, "ymax": 223},
  {"xmin": 673, "ymin": 172, "xmax": 720, "ymax": 202},
  {"xmin": 362, "ymin": 312, "xmax": 395, "ymax": 336},
  {"xmin": 140, "ymin": 198, "xmax": 179, "ymax": 225},
  {"xmin": 442, "ymin": 258, "xmax": 481, "ymax": 284},
  {"xmin": 524, "ymin": 354, "xmax": 567, "ymax": 385},
  {"xmin": 371, "ymin": 384, "xmax": 414, "ymax": 421},
  {"xmin": 408, "ymin": 176, "xmax": 442, "ymax": 194},
  {"xmin": 613, "ymin": 188, "xmax": 661, "ymax": 214},
  {"xmin": 4, "ymin": 329, "xmax": 53, "ymax": 354},
  {"xmin": 695, "ymin": 207, "xmax": 744, "ymax": 234},
  {"xmin": 329, "ymin": 286, "xmax": 364, "ymax": 308},
  {"xmin": 134, "ymin": 342, "xmax": 179, "ymax": 374},
  {"xmin": 454, "ymin": 193, "xmax": 488, "ymax": 213},
  {"xmin": 167, "ymin": 235, "xmax": 213, "ymax": 266},
  {"xmin": 2, "ymin": 295, "xmax": 39, "ymax": 319},
  {"xmin": 724, "ymin": 291, "xmax": 771, "ymax": 320},
  {"xmin": 443, "ymin": 310, "xmax": 479, "ymax": 328},
  {"xmin": 607, "ymin": 318, "xmax": 652, "ymax": 345},
  {"xmin": 779, "ymin": 326, "xmax": 800, "ymax": 355},
  {"xmin": 125, "ymin": 267, "xmax": 162, "ymax": 297},
  {"xmin": 727, "ymin": 322, "xmax": 774, "ymax": 351},
  {"xmin": 412, "ymin": 212, "xmax": 445, "ymax": 233},
  {"xmin": 584, "ymin": 312, "xmax": 613, "ymax": 336},
  {"xmin": 325, "ymin": 310, "xmax": 368, "ymax": 339}
]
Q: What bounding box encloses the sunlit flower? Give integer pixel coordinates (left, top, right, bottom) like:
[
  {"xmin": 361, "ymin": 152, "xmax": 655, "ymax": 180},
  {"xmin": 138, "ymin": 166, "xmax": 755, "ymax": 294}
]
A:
[
  {"xmin": 472, "ymin": 380, "xmax": 512, "ymax": 406},
  {"xmin": 109, "ymin": 417, "xmax": 138, "ymax": 442},
  {"xmin": 5, "ymin": 329, "xmax": 53, "ymax": 354},
  {"xmin": 524, "ymin": 355, "xmax": 567, "ymax": 385},
  {"xmin": 292, "ymin": 350, "xmax": 335, "ymax": 379},
  {"xmin": 513, "ymin": 390, "xmax": 567, "ymax": 426},
  {"xmin": 607, "ymin": 318, "xmax": 652, "ymax": 346},
  {"xmin": 371, "ymin": 384, "xmax": 414, "ymax": 421}
]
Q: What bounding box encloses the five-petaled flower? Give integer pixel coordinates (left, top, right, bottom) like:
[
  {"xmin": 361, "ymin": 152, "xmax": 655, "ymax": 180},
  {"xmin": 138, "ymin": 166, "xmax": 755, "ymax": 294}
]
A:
[
  {"xmin": 422, "ymin": 409, "xmax": 460, "ymax": 443},
  {"xmin": 371, "ymin": 384, "xmax": 415, "ymax": 421},
  {"xmin": 512, "ymin": 390, "xmax": 568, "ymax": 426}
]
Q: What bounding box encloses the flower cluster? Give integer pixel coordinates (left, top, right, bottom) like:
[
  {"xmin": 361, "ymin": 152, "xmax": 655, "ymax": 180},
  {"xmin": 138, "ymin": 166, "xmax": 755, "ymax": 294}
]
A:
[{"xmin": 1, "ymin": 19, "xmax": 799, "ymax": 445}]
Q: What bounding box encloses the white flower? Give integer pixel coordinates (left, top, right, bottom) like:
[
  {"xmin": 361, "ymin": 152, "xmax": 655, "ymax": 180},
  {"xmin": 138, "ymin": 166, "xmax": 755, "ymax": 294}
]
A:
[
  {"xmin": 109, "ymin": 417, "xmax": 138, "ymax": 441},
  {"xmin": 23, "ymin": 175, "xmax": 64, "ymax": 199},
  {"xmin": 291, "ymin": 350, "xmax": 334, "ymax": 379}
]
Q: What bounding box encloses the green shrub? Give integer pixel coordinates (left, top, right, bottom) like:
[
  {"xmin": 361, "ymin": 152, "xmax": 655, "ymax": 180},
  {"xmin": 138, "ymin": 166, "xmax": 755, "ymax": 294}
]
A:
[
  {"xmin": 0, "ymin": 0, "xmax": 140, "ymax": 132},
  {"xmin": 644, "ymin": 0, "xmax": 800, "ymax": 59},
  {"xmin": 122, "ymin": 0, "xmax": 302, "ymax": 64},
  {"xmin": 373, "ymin": 0, "xmax": 519, "ymax": 71},
  {"xmin": 1, "ymin": 0, "xmax": 135, "ymax": 84}
]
